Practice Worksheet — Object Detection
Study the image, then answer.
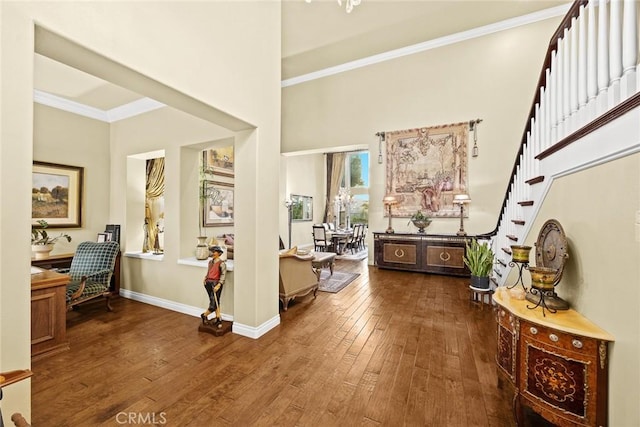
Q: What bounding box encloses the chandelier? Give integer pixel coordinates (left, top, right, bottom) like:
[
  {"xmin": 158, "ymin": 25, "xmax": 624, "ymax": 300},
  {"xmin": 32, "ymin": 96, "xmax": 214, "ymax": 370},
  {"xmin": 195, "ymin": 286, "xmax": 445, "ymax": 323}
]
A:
[{"xmin": 305, "ymin": 0, "xmax": 362, "ymax": 13}]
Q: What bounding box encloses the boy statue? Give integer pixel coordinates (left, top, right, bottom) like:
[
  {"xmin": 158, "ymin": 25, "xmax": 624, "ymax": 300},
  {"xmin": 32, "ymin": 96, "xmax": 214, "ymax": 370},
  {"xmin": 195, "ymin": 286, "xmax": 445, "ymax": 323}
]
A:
[{"xmin": 201, "ymin": 245, "xmax": 227, "ymax": 328}]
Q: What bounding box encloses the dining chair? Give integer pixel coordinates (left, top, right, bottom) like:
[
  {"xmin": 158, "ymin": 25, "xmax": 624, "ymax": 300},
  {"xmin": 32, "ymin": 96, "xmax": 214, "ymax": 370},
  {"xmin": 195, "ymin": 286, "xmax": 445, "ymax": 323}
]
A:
[{"xmin": 312, "ymin": 225, "xmax": 333, "ymax": 252}]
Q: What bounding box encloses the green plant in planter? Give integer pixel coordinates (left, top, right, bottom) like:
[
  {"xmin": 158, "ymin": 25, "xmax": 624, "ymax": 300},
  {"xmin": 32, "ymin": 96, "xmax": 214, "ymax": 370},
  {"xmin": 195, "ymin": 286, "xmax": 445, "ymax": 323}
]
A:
[
  {"xmin": 463, "ymin": 238, "xmax": 495, "ymax": 289},
  {"xmin": 31, "ymin": 220, "xmax": 72, "ymax": 245},
  {"xmin": 408, "ymin": 210, "xmax": 432, "ymax": 233}
]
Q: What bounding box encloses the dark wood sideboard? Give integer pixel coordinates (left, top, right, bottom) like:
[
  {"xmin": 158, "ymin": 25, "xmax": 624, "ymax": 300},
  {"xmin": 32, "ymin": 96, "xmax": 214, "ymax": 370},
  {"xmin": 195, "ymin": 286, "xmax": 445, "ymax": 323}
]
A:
[
  {"xmin": 373, "ymin": 232, "xmax": 470, "ymax": 277},
  {"xmin": 493, "ymin": 291, "xmax": 614, "ymax": 426},
  {"xmin": 31, "ymin": 251, "xmax": 121, "ymax": 295}
]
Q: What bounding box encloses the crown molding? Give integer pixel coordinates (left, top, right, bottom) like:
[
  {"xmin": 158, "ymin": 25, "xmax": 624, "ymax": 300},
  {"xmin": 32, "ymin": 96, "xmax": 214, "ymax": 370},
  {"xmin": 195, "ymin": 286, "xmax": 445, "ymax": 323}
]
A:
[
  {"xmin": 281, "ymin": 4, "xmax": 571, "ymax": 88},
  {"xmin": 33, "ymin": 89, "xmax": 165, "ymax": 123},
  {"xmin": 34, "ymin": 89, "xmax": 109, "ymax": 121},
  {"xmin": 107, "ymin": 97, "xmax": 165, "ymax": 122}
]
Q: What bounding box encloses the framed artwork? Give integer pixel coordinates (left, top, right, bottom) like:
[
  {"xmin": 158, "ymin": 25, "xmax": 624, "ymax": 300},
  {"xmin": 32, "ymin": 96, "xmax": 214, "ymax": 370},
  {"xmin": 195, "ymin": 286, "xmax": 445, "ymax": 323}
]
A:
[
  {"xmin": 97, "ymin": 233, "xmax": 108, "ymax": 242},
  {"xmin": 32, "ymin": 161, "xmax": 83, "ymax": 227},
  {"xmin": 291, "ymin": 194, "xmax": 313, "ymax": 221},
  {"xmin": 203, "ymin": 181, "xmax": 234, "ymax": 227},
  {"xmin": 203, "ymin": 146, "xmax": 234, "ymax": 177},
  {"xmin": 385, "ymin": 122, "xmax": 468, "ymax": 218}
]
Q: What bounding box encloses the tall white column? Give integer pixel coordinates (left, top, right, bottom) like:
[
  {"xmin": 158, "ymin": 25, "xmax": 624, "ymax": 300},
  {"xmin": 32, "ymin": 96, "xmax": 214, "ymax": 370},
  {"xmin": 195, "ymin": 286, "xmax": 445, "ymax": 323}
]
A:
[
  {"xmin": 557, "ymin": 40, "xmax": 566, "ymax": 138},
  {"xmin": 621, "ymin": 0, "xmax": 638, "ymax": 98},
  {"xmin": 550, "ymin": 51, "xmax": 558, "ymax": 144},
  {"xmin": 578, "ymin": 6, "xmax": 588, "ymax": 109},
  {"xmin": 587, "ymin": 1, "xmax": 598, "ymax": 106},
  {"xmin": 609, "ymin": 0, "xmax": 623, "ymax": 83},
  {"xmin": 570, "ymin": 17, "xmax": 579, "ymax": 114},
  {"xmin": 563, "ymin": 28, "xmax": 571, "ymax": 126},
  {"xmin": 597, "ymin": 0, "xmax": 610, "ymax": 113}
]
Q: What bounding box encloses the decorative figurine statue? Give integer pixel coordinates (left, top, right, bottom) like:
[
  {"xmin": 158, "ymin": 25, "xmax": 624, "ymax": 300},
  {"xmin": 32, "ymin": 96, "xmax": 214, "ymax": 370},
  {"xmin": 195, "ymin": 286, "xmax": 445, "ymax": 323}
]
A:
[
  {"xmin": 142, "ymin": 218, "xmax": 150, "ymax": 253},
  {"xmin": 201, "ymin": 245, "xmax": 227, "ymax": 328}
]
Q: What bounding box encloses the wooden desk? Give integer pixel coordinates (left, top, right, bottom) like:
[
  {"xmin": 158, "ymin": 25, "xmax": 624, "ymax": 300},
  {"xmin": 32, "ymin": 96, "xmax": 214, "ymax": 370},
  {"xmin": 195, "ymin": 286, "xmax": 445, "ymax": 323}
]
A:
[
  {"xmin": 31, "ymin": 269, "xmax": 70, "ymax": 360},
  {"xmin": 31, "ymin": 251, "xmax": 122, "ymax": 295}
]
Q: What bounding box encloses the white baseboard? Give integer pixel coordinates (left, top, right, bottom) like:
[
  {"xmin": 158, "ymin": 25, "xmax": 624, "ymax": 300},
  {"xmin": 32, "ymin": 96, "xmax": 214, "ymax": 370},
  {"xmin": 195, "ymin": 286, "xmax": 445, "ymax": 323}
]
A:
[
  {"xmin": 118, "ymin": 289, "xmax": 281, "ymax": 338},
  {"xmin": 232, "ymin": 315, "xmax": 281, "ymax": 339},
  {"xmin": 119, "ymin": 288, "xmax": 233, "ymax": 322}
]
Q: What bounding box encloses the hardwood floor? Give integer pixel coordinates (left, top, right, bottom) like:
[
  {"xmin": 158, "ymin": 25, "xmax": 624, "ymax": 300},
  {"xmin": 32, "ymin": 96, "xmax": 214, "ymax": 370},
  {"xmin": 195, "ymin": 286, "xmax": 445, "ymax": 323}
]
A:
[{"xmin": 31, "ymin": 259, "xmax": 514, "ymax": 426}]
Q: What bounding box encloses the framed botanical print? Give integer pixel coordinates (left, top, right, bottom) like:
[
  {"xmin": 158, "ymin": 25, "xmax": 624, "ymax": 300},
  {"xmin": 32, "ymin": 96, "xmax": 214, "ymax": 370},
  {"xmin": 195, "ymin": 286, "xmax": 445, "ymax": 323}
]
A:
[
  {"xmin": 203, "ymin": 181, "xmax": 234, "ymax": 227},
  {"xmin": 32, "ymin": 161, "xmax": 83, "ymax": 227}
]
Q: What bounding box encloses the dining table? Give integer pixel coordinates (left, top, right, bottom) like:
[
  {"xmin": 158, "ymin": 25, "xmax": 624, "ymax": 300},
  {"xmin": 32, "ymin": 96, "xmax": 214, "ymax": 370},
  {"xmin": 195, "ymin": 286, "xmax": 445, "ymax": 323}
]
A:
[{"xmin": 326, "ymin": 229, "xmax": 353, "ymax": 255}]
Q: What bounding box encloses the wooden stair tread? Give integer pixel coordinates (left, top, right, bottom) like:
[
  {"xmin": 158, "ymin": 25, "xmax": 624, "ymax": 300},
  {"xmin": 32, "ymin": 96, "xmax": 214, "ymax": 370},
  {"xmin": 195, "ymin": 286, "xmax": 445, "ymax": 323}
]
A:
[
  {"xmin": 493, "ymin": 269, "xmax": 502, "ymax": 277},
  {"xmin": 518, "ymin": 200, "xmax": 534, "ymax": 206},
  {"xmin": 491, "ymin": 277, "xmax": 499, "ymax": 286},
  {"xmin": 497, "ymin": 259, "xmax": 507, "ymax": 267},
  {"xmin": 511, "ymin": 219, "xmax": 525, "ymax": 225},
  {"xmin": 502, "ymin": 247, "xmax": 512, "ymax": 255},
  {"xmin": 506, "ymin": 235, "xmax": 518, "ymax": 241},
  {"xmin": 525, "ymin": 176, "xmax": 545, "ymax": 185}
]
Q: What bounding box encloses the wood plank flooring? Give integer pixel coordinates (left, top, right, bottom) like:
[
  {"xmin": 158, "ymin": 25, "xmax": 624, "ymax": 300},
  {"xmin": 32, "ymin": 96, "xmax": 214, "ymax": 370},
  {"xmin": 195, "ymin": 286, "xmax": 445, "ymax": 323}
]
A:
[{"xmin": 31, "ymin": 259, "xmax": 514, "ymax": 426}]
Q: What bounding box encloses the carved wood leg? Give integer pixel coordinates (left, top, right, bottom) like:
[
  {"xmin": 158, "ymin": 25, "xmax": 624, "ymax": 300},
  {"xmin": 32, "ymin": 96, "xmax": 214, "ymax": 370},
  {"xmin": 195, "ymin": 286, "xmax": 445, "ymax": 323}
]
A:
[
  {"xmin": 512, "ymin": 392, "xmax": 522, "ymax": 427},
  {"xmin": 105, "ymin": 294, "xmax": 113, "ymax": 311}
]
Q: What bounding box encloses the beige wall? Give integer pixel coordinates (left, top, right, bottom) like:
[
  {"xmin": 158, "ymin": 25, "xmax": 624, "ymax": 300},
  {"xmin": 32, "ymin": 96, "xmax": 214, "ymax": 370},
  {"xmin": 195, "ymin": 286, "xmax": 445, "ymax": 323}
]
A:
[
  {"xmin": 282, "ymin": 17, "xmax": 562, "ymax": 243},
  {"xmin": 33, "ymin": 104, "xmax": 111, "ymax": 255},
  {"xmin": 282, "ymin": 153, "xmax": 325, "ymax": 248},
  {"xmin": 0, "ymin": 1, "xmax": 280, "ymax": 423},
  {"xmin": 517, "ymin": 153, "xmax": 640, "ymax": 425}
]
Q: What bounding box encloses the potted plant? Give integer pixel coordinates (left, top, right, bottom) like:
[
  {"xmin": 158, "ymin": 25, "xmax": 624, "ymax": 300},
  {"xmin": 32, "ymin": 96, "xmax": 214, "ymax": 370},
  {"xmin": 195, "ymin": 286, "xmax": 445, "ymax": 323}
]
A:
[
  {"xmin": 463, "ymin": 238, "xmax": 495, "ymax": 289},
  {"xmin": 31, "ymin": 220, "xmax": 72, "ymax": 259},
  {"xmin": 408, "ymin": 210, "xmax": 432, "ymax": 233}
]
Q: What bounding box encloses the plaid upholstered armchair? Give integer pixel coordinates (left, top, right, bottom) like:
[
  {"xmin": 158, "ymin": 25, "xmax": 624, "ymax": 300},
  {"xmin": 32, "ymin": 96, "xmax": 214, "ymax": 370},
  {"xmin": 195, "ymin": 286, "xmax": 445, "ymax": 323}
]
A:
[{"xmin": 66, "ymin": 241, "xmax": 120, "ymax": 311}]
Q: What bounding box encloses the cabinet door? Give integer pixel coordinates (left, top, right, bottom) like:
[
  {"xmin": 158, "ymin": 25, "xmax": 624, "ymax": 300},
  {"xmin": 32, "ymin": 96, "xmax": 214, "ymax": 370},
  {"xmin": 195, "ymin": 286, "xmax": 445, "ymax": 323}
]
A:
[
  {"xmin": 519, "ymin": 320, "xmax": 602, "ymax": 426},
  {"xmin": 496, "ymin": 308, "xmax": 517, "ymax": 383},
  {"xmin": 376, "ymin": 240, "xmax": 422, "ymax": 271},
  {"xmin": 424, "ymin": 244, "xmax": 468, "ymax": 276}
]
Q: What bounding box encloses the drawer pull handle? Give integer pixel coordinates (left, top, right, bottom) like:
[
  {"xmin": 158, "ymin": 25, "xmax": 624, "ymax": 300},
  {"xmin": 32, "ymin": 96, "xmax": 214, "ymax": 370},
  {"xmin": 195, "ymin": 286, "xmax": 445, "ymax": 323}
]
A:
[
  {"xmin": 394, "ymin": 249, "xmax": 405, "ymax": 258},
  {"xmin": 529, "ymin": 327, "xmax": 538, "ymax": 335},
  {"xmin": 549, "ymin": 334, "xmax": 559, "ymax": 342},
  {"xmin": 439, "ymin": 252, "xmax": 451, "ymax": 262},
  {"xmin": 572, "ymin": 339, "xmax": 583, "ymax": 349}
]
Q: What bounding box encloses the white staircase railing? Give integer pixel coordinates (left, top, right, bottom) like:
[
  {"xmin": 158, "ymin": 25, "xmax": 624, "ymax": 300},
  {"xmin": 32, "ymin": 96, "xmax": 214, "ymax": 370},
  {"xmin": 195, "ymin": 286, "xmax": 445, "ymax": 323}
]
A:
[{"xmin": 491, "ymin": 0, "xmax": 640, "ymax": 286}]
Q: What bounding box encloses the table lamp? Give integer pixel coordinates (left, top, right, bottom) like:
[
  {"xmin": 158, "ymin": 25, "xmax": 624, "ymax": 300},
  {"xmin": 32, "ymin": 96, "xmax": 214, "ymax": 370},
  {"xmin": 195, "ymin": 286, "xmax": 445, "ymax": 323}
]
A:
[
  {"xmin": 382, "ymin": 195, "xmax": 398, "ymax": 233},
  {"xmin": 453, "ymin": 194, "xmax": 471, "ymax": 236}
]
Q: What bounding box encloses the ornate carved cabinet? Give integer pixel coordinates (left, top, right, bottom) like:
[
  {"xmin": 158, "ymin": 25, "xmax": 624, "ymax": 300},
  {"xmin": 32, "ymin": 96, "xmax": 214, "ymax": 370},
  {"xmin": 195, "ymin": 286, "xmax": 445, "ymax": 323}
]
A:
[
  {"xmin": 373, "ymin": 232, "xmax": 470, "ymax": 277},
  {"xmin": 494, "ymin": 291, "xmax": 614, "ymax": 426}
]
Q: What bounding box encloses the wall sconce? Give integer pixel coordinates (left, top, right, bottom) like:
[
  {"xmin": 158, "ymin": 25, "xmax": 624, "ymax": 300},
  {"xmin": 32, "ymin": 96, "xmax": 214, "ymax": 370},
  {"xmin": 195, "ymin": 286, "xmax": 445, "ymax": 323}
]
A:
[
  {"xmin": 376, "ymin": 132, "xmax": 385, "ymax": 164},
  {"xmin": 453, "ymin": 194, "xmax": 471, "ymax": 236},
  {"xmin": 469, "ymin": 119, "xmax": 482, "ymax": 157},
  {"xmin": 382, "ymin": 194, "xmax": 398, "ymax": 233}
]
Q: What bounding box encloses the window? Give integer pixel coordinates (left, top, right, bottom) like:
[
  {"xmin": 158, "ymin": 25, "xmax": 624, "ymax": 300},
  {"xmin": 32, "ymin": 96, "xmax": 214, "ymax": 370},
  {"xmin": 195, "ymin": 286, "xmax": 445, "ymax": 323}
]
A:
[{"xmin": 341, "ymin": 151, "xmax": 369, "ymax": 225}]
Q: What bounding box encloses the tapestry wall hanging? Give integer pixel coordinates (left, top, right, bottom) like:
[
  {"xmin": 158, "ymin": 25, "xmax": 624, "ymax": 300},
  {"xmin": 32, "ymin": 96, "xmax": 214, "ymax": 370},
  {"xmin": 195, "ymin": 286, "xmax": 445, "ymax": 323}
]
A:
[{"xmin": 385, "ymin": 122, "xmax": 468, "ymax": 218}]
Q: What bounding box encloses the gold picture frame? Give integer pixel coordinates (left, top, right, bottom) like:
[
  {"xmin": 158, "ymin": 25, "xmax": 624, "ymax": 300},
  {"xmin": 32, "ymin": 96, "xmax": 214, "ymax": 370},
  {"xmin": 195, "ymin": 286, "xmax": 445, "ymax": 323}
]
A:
[
  {"xmin": 203, "ymin": 180, "xmax": 234, "ymax": 227},
  {"xmin": 203, "ymin": 146, "xmax": 234, "ymax": 177},
  {"xmin": 32, "ymin": 161, "xmax": 83, "ymax": 228}
]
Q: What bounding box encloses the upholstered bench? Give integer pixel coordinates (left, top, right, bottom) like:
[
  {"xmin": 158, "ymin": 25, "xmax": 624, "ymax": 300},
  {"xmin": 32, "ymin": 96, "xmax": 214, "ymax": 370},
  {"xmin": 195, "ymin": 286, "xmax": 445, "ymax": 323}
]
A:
[{"xmin": 312, "ymin": 252, "xmax": 336, "ymax": 280}]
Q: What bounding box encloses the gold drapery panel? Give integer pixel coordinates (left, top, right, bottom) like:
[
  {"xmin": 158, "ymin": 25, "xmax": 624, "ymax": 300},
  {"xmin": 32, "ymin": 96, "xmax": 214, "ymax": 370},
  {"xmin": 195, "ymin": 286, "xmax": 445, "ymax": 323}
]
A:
[
  {"xmin": 145, "ymin": 157, "xmax": 165, "ymax": 252},
  {"xmin": 324, "ymin": 152, "xmax": 346, "ymax": 225}
]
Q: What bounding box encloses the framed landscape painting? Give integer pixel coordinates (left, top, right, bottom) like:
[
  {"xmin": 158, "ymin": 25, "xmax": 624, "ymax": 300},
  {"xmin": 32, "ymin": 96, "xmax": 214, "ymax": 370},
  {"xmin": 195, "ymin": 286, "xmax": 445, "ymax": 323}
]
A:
[
  {"xmin": 203, "ymin": 180, "xmax": 234, "ymax": 227},
  {"xmin": 32, "ymin": 161, "xmax": 83, "ymax": 227}
]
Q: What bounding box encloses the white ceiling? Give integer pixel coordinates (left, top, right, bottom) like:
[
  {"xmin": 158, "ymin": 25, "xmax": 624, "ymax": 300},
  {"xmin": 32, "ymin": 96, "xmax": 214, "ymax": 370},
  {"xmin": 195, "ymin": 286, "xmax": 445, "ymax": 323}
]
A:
[{"xmin": 33, "ymin": 0, "xmax": 571, "ymax": 121}]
